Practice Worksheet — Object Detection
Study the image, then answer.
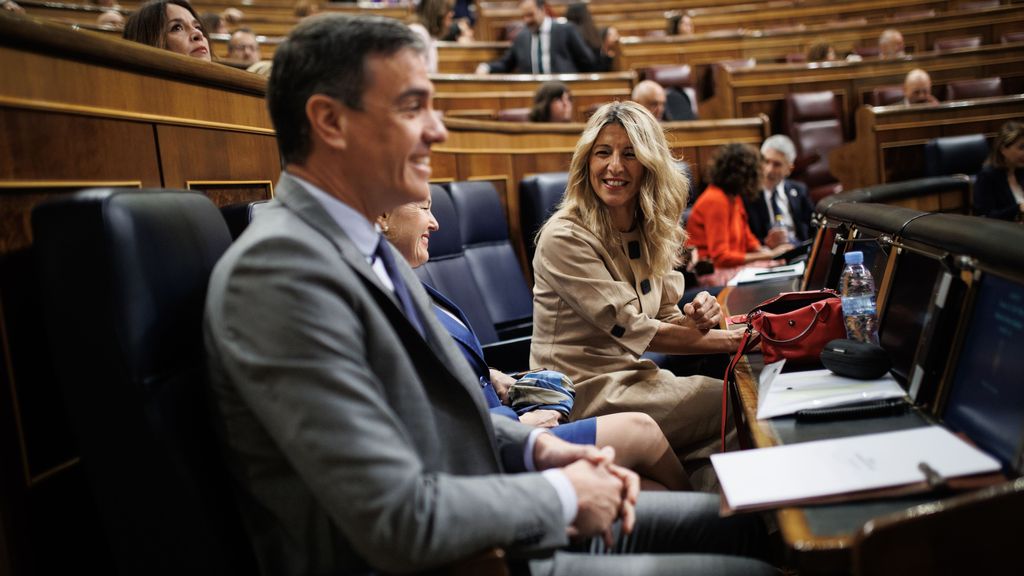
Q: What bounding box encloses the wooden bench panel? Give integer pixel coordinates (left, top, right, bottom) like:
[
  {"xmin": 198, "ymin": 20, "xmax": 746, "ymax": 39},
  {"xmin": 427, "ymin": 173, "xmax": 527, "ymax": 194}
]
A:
[
  {"xmin": 830, "ymin": 94, "xmax": 1024, "ymax": 191},
  {"xmin": 432, "ymin": 72, "xmax": 636, "ymax": 122}
]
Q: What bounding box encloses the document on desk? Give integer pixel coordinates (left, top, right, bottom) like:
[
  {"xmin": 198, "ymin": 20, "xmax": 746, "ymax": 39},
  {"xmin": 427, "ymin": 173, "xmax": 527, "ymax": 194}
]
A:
[
  {"xmin": 711, "ymin": 426, "xmax": 1001, "ymax": 512},
  {"xmin": 728, "ymin": 260, "xmax": 805, "ymax": 286},
  {"xmin": 756, "ymin": 362, "xmax": 907, "ymax": 419}
]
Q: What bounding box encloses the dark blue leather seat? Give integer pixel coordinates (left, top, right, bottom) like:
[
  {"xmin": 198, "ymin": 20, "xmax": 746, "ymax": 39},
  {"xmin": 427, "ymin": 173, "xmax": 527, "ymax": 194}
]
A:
[
  {"xmin": 414, "ymin": 184, "xmax": 503, "ymax": 346},
  {"xmin": 923, "ymin": 134, "xmax": 989, "ymax": 180},
  {"xmin": 519, "ymin": 172, "xmax": 569, "ymax": 265},
  {"xmin": 220, "ymin": 199, "xmax": 270, "ymax": 240},
  {"xmin": 449, "ymin": 181, "xmax": 534, "ymax": 340},
  {"xmin": 32, "ymin": 189, "xmax": 256, "ymax": 574}
]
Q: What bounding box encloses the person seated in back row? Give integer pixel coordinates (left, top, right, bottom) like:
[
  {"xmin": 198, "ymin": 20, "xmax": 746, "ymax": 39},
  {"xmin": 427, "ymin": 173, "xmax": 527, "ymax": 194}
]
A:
[
  {"xmin": 123, "ymin": 0, "xmax": 211, "ymax": 61},
  {"xmin": 903, "ymin": 68, "xmax": 940, "ymax": 105},
  {"xmin": 529, "ymin": 81, "xmax": 574, "ymax": 122},
  {"xmin": 475, "ymin": 0, "xmax": 596, "ymax": 74},
  {"xmin": 743, "ymin": 135, "xmax": 815, "ymax": 247},
  {"xmin": 687, "ymin": 143, "xmax": 794, "ymax": 285}
]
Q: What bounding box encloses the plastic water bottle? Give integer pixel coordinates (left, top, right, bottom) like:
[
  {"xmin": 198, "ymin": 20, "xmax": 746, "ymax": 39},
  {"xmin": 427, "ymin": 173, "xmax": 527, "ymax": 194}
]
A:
[
  {"xmin": 839, "ymin": 251, "xmax": 879, "ymax": 344},
  {"xmin": 773, "ymin": 214, "xmax": 796, "ymax": 245}
]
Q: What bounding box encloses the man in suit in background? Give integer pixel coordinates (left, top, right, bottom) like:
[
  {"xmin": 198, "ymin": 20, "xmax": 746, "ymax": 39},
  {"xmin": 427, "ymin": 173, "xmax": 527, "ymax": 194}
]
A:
[
  {"xmin": 205, "ymin": 13, "xmax": 774, "ymax": 576},
  {"xmin": 476, "ymin": 0, "xmax": 596, "ymax": 74},
  {"xmin": 745, "ymin": 134, "xmax": 815, "ymax": 248}
]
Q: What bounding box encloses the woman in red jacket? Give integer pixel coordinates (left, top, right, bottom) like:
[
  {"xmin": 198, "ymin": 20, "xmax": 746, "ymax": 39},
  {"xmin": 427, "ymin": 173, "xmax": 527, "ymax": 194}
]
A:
[{"xmin": 686, "ymin": 143, "xmax": 793, "ymax": 283}]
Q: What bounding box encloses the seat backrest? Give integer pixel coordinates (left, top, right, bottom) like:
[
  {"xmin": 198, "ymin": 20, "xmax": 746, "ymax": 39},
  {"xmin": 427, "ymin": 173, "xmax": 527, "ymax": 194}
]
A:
[
  {"xmin": 496, "ymin": 107, "xmax": 531, "ymax": 122},
  {"xmin": 933, "ymin": 35, "xmax": 982, "ymax": 51},
  {"xmin": 416, "ymin": 185, "xmax": 502, "ymax": 345},
  {"xmin": 642, "ymin": 64, "xmax": 693, "ymax": 90},
  {"xmin": 519, "ymin": 172, "xmax": 569, "ymax": 264},
  {"xmin": 220, "ymin": 199, "xmax": 269, "ymax": 240},
  {"xmin": 449, "ymin": 181, "xmax": 534, "ymax": 339},
  {"xmin": 784, "ymin": 91, "xmax": 843, "ymax": 190},
  {"xmin": 31, "ymin": 189, "xmax": 255, "ymax": 575},
  {"xmin": 852, "ymin": 44, "xmax": 880, "ymax": 58},
  {"xmin": 1002, "ymin": 31, "xmax": 1024, "ymax": 43},
  {"xmin": 869, "ymin": 84, "xmax": 905, "ymax": 106},
  {"xmin": 923, "ymin": 133, "xmax": 990, "ymax": 178},
  {"xmin": 944, "ymin": 76, "xmax": 1003, "ymax": 101}
]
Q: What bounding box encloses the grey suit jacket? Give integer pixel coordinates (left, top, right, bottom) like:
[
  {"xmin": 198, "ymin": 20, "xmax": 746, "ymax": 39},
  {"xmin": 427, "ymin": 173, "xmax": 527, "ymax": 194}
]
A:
[
  {"xmin": 487, "ymin": 20, "xmax": 596, "ymax": 74},
  {"xmin": 204, "ymin": 173, "xmax": 566, "ymax": 576}
]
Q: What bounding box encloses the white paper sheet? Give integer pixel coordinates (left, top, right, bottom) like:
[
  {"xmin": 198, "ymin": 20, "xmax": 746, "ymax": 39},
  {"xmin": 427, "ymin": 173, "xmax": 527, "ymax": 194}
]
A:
[
  {"xmin": 728, "ymin": 260, "xmax": 806, "ymax": 286},
  {"xmin": 711, "ymin": 426, "xmax": 1001, "ymax": 511},
  {"xmin": 756, "ymin": 363, "xmax": 907, "ymax": 419}
]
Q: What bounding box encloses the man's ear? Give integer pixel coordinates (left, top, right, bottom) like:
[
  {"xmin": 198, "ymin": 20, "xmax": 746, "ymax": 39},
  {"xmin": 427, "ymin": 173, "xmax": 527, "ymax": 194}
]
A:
[{"xmin": 306, "ymin": 94, "xmax": 348, "ymax": 151}]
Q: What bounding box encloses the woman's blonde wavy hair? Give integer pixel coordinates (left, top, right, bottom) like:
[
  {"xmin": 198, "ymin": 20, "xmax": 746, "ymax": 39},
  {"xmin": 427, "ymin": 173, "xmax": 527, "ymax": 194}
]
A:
[{"xmin": 544, "ymin": 101, "xmax": 689, "ymax": 277}]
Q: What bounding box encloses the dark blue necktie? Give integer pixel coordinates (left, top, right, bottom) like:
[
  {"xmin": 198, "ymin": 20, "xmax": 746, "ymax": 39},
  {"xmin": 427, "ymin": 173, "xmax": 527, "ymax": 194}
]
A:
[{"xmin": 374, "ymin": 237, "xmax": 425, "ymax": 337}]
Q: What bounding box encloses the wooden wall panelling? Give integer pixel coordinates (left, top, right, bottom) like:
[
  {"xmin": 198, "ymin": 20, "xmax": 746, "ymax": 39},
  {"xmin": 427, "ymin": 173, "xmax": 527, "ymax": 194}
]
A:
[
  {"xmin": 437, "ymin": 42, "xmax": 510, "ymax": 74},
  {"xmin": 155, "ymin": 125, "xmax": 281, "ymax": 204}
]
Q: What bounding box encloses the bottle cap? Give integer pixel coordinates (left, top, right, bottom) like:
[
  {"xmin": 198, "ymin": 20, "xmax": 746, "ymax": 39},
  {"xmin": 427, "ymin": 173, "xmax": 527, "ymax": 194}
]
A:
[{"xmin": 844, "ymin": 250, "xmax": 864, "ymax": 265}]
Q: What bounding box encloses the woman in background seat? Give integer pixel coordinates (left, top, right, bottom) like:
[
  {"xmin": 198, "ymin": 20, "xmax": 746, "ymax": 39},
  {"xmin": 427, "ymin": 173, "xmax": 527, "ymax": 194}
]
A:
[
  {"xmin": 974, "ymin": 121, "xmax": 1024, "ymax": 222},
  {"xmin": 123, "ymin": 0, "xmax": 211, "ymax": 62},
  {"xmin": 529, "ymin": 81, "xmax": 574, "ymax": 123},
  {"xmin": 686, "ymin": 143, "xmax": 794, "ymax": 285},
  {"xmin": 380, "ymin": 190, "xmax": 690, "ymax": 491}
]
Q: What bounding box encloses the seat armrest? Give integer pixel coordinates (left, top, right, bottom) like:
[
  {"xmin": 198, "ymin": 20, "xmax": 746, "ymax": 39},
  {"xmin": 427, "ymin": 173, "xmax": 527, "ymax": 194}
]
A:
[{"xmin": 482, "ymin": 335, "xmax": 532, "ymax": 373}]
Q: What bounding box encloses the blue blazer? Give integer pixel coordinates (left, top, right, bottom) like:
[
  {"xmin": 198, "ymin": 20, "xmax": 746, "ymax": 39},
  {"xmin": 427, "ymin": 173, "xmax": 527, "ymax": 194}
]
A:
[
  {"xmin": 423, "ymin": 283, "xmax": 515, "ymax": 416},
  {"xmin": 974, "ymin": 164, "xmax": 1024, "ymax": 221}
]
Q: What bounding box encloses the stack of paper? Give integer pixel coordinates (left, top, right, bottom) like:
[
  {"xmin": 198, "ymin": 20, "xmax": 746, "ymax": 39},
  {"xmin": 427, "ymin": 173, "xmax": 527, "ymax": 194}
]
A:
[
  {"xmin": 756, "ymin": 362, "xmax": 907, "ymax": 420},
  {"xmin": 728, "ymin": 261, "xmax": 806, "ymax": 286},
  {"xmin": 711, "ymin": 426, "xmax": 1001, "ymax": 512}
]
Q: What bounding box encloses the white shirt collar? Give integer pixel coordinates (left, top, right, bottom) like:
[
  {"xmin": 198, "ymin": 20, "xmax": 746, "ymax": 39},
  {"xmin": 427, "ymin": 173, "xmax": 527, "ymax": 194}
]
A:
[{"xmin": 288, "ymin": 172, "xmax": 381, "ymax": 261}]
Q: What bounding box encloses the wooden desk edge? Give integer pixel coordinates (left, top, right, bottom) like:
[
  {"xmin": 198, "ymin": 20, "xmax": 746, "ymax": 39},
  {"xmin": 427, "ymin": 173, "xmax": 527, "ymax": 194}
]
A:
[{"xmin": 717, "ymin": 286, "xmax": 856, "ymax": 561}]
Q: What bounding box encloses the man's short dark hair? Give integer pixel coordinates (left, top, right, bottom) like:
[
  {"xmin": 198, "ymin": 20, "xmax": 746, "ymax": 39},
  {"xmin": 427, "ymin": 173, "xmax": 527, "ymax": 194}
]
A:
[{"xmin": 267, "ymin": 14, "xmax": 424, "ymax": 165}]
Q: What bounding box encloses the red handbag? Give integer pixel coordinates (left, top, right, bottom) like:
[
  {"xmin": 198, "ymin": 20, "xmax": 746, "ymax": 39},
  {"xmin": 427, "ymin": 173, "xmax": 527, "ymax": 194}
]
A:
[{"xmin": 721, "ymin": 289, "xmax": 846, "ymax": 450}]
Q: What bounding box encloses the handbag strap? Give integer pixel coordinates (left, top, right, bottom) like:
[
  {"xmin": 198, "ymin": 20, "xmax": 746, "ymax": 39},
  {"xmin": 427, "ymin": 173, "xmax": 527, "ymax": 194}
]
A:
[{"xmin": 722, "ymin": 328, "xmax": 759, "ymax": 452}]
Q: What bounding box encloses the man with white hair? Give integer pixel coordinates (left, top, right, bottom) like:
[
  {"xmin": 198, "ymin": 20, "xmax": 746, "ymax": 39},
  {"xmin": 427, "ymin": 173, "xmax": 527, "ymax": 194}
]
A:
[
  {"xmin": 631, "ymin": 80, "xmax": 667, "ymax": 120},
  {"xmin": 743, "ymin": 135, "xmax": 815, "ymax": 247},
  {"xmin": 878, "ymin": 29, "xmax": 906, "ymax": 59},
  {"xmin": 903, "ymin": 68, "xmax": 940, "ymax": 105}
]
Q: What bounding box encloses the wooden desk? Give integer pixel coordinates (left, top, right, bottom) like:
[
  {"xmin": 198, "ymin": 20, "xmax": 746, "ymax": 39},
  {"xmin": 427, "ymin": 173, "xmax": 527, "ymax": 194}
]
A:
[
  {"xmin": 830, "ymin": 94, "xmax": 1024, "ymax": 191},
  {"xmin": 718, "ymin": 280, "xmax": 945, "ymax": 574}
]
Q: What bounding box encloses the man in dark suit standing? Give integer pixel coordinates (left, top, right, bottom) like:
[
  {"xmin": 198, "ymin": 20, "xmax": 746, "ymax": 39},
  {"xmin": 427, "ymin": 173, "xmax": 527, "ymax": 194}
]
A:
[
  {"xmin": 476, "ymin": 0, "xmax": 596, "ymax": 74},
  {"xmin": 745, "ymin": 134, "xmax": 816, "ymax": 247},
  {"xmin": 205, "ymin": 13, "xmax": 774, "ymax": 576}
]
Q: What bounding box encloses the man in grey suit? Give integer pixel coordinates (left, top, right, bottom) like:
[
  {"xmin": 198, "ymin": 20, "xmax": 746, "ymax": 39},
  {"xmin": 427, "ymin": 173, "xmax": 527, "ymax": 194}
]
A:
[
  {"xmin": 476, "ymin": 0, "xmax": 597, "ymax": 74},
  {"xmin": 205, "ymin": 13, "xmax": 776, "ymax": 576}
]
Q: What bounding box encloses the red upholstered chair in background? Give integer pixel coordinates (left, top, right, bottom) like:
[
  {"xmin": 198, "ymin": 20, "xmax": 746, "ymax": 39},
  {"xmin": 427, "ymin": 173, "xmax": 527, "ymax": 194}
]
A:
[
  {"xmin": 852, "ymin": 44, "xmax": 881, "ymax": 58},
  {"xmin": 496, "ymin": 107, "xmax": 531, "ymax": 122},
  {"xmin": 933, "ymin": 35, "xmax": 982, "ymax": 51},
  {"xmin": 869, "ymin": 85, "xmax": 905, "ymax": 106},
  {"xmin": 1002, "ymin": 31, "xmax": 1024, "ymax": 43},
  {"xmin": 784, "ymin": 91, "xmax": 844, "ymax": 203},
  {"xmin": 945, "ymin": 77, "xmax": 1004, "ymax": 101}
]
